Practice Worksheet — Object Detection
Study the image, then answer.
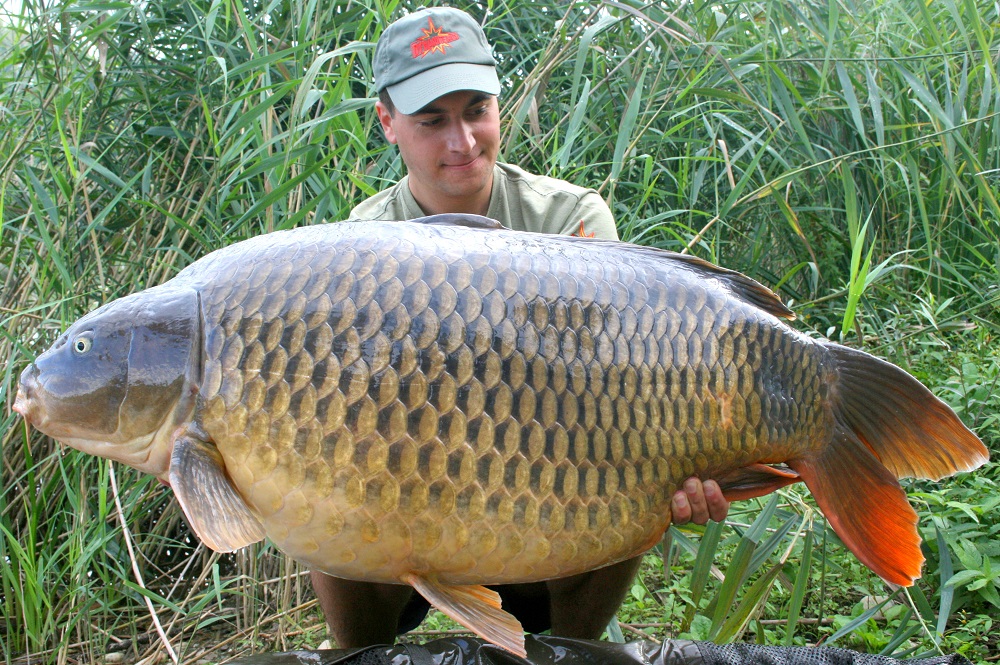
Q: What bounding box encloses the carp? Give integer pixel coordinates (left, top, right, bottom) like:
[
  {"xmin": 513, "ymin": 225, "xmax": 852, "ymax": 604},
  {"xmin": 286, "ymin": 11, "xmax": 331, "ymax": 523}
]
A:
[{"xmin": 14, "ymin": 214, "xmax": 989, "ymax": 656}]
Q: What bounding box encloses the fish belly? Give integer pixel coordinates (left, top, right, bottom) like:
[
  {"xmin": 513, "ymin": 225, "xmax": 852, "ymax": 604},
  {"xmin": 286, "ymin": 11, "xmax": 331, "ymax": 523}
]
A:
[{"xmin": 189, "ymin": 222, "xmax": 829, "ymax": 584}]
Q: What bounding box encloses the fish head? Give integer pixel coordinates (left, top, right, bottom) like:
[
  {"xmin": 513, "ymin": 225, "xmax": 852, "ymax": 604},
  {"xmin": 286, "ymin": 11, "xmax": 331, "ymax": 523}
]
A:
[{"xmin": 14, "ymin": 285, "xmax": 200, "ymax": 477}]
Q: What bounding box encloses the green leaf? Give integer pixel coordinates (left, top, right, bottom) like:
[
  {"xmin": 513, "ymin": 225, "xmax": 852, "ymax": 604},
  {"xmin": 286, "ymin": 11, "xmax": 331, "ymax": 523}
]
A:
[
  {"xmin": 611, "ymin": 67, "xmax": 646, "ymax": 181},
  {"xmin": 836, "ymin": 62, "xmax": 867, "ymax": 144},
  {"xmin": 713, "ymin": 562, "xmax": 783, "ymax": 642},
  {"xmin": 841, "ymin": 214, "xmax": 876, "ymax": 338},
  {"xmin": 555, "ymin": 79, "xmax": 591, "ymax": 170},
  {"xmin": 605, "ymin": 617, "xmax": 626, "ymax": 643},
  {"xmin": 784, "ymin": 527, "xmax": 814, "ymax": 645},
  {"xmin": 683, "ymin": 520, "xmax": 724, "ymax": 631},
  {"xmin": 825, "ymin": 596, "xmax": 893, "ymax": 645},
  {"xmin": 935, "ymin": 524, "xmax": 954, "ymax": 638},
  {"xmin": 944, "ymin": 570, "xmax": 985, "ymax": 588}
]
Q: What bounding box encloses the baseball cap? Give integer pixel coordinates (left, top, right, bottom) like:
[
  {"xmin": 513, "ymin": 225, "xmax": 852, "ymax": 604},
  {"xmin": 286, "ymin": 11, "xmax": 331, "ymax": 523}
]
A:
[{"xmin": 374, "ymin": 7, "xmax": 501, "ymax": 115}]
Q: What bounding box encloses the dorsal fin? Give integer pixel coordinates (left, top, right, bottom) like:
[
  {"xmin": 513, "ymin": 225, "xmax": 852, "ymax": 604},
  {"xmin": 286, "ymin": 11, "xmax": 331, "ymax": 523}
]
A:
[
  {"xmin": 409, "ymin": 213, "xmax": 504, "ymax": 230},
  {"xmin": 406, "ymin": 217, "xmax": 792, "ymax": 320},
  {"xmin": 554, "ymin": 236, "xmax": 795, "ymax": 320},
  {"xmin": 657, "ymin": 250, "xmax": 796, "ymax": 320}
]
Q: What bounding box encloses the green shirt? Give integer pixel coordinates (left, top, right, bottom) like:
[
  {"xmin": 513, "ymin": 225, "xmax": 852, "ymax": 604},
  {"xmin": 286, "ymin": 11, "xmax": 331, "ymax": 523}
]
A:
[{"xmin": 348, "ymin": 162, "xmax": 619, "ymax": 240}]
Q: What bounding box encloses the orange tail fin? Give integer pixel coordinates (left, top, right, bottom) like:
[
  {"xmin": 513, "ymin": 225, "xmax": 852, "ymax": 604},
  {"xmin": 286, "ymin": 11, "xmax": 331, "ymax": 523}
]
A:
[{"xmin": 790, "ymin": 343, "xmax": 989, "ymax": 586}]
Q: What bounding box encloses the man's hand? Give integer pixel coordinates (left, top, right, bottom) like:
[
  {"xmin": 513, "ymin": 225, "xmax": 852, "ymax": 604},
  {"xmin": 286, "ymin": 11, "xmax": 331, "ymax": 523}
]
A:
[{"xmin": 671, "ymin": 478, "xmax": 729, "ymax": 525}]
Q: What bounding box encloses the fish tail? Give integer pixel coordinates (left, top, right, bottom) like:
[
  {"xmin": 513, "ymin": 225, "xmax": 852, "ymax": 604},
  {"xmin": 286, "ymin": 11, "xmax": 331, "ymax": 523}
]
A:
[
  {"xmin": 789, "ymin": 343, "xmax": 989, "ymax": 587},
  {"xmin": 825, "ymin": 343, "xmax": 989, "ymax": 479}
]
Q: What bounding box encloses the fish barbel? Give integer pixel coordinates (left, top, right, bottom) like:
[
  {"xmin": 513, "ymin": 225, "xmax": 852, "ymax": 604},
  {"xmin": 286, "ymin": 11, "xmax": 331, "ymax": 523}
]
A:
[{"xmin": 13, "ymin": 214, "xmax": 988, "ymax": 656}]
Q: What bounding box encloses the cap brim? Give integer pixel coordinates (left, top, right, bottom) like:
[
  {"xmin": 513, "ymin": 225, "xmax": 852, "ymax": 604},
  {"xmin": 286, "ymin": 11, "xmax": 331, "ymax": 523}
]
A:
[{"xmin": 386, "ymin": 63, "xmax": 501, "ymax": 115}]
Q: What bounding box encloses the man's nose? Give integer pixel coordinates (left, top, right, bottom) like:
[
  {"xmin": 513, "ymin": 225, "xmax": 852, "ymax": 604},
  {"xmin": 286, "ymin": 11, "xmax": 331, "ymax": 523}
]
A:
[{"xmin": 445, "ymin": 120, "xmax": 475, "ymax": 152}]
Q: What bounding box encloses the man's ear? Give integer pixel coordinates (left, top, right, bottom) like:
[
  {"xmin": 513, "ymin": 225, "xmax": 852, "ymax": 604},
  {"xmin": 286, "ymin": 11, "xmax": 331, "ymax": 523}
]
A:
[{"xmin": 375, "ymin": 101, "xmax": 398, "ymax": 145}]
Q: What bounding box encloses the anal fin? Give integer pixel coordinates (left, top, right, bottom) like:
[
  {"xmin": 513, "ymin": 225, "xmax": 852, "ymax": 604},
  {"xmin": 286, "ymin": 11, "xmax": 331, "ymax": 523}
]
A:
[
  {"xmin": 169, "ymin": 434, "xmax": 265, "ymax": 552},
  {"xmin": 714, "ymin": 463, "xmax": 802, "ymax": 501},
  {"xmin": 402, "ymin": 573, "xmax": 526, "ymax": 658}
]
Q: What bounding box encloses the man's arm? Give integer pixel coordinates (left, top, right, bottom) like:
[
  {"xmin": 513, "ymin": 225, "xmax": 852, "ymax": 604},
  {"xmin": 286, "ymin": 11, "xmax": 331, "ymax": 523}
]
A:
[{"xmin": 556, "ymin": 190, "xmax": 619, "ymax": 240}]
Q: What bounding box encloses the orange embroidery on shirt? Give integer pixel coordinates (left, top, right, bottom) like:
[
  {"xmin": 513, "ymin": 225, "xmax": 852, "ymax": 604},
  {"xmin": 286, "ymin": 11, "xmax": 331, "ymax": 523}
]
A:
[
  {"xmin": 411, "ymin": 17, "xmax": 460, "ymax": 58},
  {"xmin": 573, "ymin": 220, "xmax": 595, "ymax": 238}
]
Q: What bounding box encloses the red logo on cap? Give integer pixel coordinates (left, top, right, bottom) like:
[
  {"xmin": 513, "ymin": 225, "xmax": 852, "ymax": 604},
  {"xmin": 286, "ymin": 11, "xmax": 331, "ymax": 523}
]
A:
[{"xmin": 411, "ymin": 17, "xmax": 460, "ymax": 58}]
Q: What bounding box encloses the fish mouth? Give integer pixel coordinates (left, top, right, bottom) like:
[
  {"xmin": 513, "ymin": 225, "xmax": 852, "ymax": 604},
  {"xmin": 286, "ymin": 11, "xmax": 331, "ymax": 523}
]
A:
[
  {"xmin": 12, "ymin": 386, "xmax": 28, "ymax": 418},
  {"xmin": 13, "ymin": 364, "xmax": 37, "ymax": 424}
]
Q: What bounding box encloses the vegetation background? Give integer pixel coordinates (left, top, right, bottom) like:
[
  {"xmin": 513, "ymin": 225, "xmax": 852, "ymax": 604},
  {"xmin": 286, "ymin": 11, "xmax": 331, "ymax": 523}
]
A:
[{"xmin": 1, "ymin": 0, "xmax": 998, "ymax": 663}]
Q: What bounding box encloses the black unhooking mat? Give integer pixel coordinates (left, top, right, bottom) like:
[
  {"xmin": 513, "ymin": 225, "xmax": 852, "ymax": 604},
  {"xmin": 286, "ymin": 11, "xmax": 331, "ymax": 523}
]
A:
[{"xmin": 228, "ymin": 636, "xmax": 974, "ymax": 665}]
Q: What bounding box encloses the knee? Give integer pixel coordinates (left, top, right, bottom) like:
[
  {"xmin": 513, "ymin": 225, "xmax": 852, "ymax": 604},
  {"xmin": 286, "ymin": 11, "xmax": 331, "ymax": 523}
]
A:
[
  {"xmin": 310, "ymin": 572, "xmax": 414, "ymax": 648},
  {"xmin": 546, "ymin": 557, "xmax": 644, "ymax": 639}
]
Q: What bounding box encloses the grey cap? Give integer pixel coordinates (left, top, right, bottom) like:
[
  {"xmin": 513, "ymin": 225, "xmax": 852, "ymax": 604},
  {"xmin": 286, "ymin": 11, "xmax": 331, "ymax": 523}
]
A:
[{"xmin": 374, "ymin": 7, "xmax": 501, "ymax": 115}]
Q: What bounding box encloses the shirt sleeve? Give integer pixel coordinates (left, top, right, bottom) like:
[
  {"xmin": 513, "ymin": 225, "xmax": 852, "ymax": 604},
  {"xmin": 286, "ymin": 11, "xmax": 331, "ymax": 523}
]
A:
[
  {"xmin": 347, "ymin": 177, "xmax": 425, "ymax": 222},
  {"xmin": 553, "ymin": 190, "xmax": 620, "ymax": 240}
]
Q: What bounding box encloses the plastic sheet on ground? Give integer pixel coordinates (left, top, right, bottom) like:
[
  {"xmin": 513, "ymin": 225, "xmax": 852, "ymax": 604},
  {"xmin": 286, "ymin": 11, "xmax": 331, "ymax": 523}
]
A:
[{"xmin": 228, "ymin": 635, "xmax": 974, "ymax": 665}]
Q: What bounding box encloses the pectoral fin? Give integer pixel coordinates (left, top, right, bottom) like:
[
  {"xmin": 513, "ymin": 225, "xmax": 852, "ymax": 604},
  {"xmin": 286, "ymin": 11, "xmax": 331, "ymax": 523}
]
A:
[
  {"xmin": 169, "ymin": 434, "xmax": 265, "ymax": 552},
  {"xmin": 402, "ymin": 574, "xmax": 526, "ymax": 658}
]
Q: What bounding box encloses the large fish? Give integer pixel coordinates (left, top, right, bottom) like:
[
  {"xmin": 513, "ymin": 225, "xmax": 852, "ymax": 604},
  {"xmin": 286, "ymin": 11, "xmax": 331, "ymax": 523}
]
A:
[{"xmin": 14, "ymin": 215, "xmax": 988, "ymax": 656}]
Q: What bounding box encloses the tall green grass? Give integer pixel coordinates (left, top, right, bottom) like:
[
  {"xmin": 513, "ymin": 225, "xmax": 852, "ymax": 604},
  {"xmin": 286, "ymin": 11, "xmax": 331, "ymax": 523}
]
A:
[{"xmin": 2, "ymin": 0, "xmax": 998, "ymax": 662}]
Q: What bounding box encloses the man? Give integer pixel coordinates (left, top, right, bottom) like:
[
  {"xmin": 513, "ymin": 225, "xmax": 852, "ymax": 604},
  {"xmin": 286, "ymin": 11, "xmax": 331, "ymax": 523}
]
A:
[{"xmin": 316, "ymin": 6, "xmax": 730, "ymax": 648}]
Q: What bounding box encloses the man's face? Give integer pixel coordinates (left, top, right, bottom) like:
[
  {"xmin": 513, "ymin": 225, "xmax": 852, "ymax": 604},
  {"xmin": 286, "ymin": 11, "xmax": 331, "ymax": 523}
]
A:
[{"xmin": 376, "ymin": 90, "xmax": 500, "ymax": 214}]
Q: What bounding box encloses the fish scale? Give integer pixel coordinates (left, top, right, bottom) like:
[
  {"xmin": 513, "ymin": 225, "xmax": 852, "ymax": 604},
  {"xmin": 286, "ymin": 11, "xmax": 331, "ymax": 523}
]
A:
[
  {"xmin": 188, "ymin": 222, "xmax": 809, "ymax": 587},
  {"xmin": 14, "ymin": 214, "xmax": 988, "ymax": 658}
]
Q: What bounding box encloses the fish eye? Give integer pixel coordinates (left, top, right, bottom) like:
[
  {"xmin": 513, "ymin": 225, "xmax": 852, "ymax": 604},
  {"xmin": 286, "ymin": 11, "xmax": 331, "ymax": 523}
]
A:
[{"xmin": 73, "ymin": 335, "xmax": 93, "ymax": 354}]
